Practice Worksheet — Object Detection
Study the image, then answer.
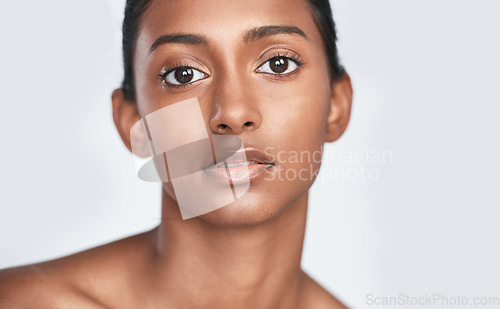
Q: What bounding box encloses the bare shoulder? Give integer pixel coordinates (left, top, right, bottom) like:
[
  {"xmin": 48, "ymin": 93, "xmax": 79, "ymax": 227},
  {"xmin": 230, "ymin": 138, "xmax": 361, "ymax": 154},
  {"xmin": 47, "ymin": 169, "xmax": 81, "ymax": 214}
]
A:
[
  {"xmin": 0, "ymin": 263, "xmax": 106, "ymax": 308},
  {"xmin": 0, "ymin": 228, "xmax": 157, "ymax": 308},
  {"xmin": 299, "ymin": 271, "xmax": 349, "ymax": 309}
]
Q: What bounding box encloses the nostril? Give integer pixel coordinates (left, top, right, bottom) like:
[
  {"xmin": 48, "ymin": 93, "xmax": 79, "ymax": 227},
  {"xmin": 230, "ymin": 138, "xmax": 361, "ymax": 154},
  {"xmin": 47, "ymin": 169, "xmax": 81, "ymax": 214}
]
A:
[{"xmin": 215, "ymin": 122, "xmax": 254, "ymax": 132}]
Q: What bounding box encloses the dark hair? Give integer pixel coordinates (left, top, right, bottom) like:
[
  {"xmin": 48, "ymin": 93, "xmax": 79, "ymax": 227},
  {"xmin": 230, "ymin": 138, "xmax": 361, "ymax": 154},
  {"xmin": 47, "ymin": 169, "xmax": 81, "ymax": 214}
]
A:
[{"xmin": 121, "ymin": 0, "xmax": 344, "ymax": 101}]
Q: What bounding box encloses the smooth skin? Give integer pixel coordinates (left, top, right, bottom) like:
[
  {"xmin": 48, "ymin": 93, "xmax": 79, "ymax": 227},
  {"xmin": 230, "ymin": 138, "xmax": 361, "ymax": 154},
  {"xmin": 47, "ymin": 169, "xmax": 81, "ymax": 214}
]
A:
[{"xmin": 0, "ymin": 0, "xmax": 353, "ymax": 308}]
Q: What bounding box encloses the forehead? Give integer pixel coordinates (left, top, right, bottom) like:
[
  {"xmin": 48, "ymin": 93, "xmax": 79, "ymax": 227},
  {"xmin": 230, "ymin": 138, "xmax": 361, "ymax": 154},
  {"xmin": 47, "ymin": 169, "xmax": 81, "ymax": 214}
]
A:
[{"xmin": 135, "ymin": 0, "xmax": 324, "ymax": 57}]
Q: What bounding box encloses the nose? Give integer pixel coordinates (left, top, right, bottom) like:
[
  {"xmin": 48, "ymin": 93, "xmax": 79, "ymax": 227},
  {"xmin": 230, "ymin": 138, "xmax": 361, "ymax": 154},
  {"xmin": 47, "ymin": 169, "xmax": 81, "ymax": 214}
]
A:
[{"xmin": 209, "ymin": 75, "xmax": 262, "ymax": 135}]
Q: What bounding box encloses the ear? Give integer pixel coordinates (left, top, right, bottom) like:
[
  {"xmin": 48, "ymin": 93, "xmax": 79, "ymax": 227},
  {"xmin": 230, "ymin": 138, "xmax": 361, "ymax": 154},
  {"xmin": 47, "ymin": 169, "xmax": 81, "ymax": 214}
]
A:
[
  {"xmin": 325, "ymin": 72, "xmax": 353, "ymax": 143},
  {"xmin": 112, "ymin": 88, "xmax": 140, "ymax": 153}
]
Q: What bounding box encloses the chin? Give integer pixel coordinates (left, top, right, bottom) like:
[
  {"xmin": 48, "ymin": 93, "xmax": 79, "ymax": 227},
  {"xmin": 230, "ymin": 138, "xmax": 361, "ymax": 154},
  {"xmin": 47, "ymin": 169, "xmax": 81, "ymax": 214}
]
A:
[{"xmin": 197, "ymin": 191, "xmax": 289, "ymax": 227}]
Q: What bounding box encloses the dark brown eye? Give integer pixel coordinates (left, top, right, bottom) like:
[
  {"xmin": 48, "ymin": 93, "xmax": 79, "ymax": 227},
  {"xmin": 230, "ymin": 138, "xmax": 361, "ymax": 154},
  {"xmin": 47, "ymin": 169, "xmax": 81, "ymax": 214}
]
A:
[
  {"xmin": 256, "ymin": 56, "xmax": 299, "ymax": 75},
  {"xmin": 160, "ymin": 66, "xmax": 208, "ymax": 87},
  {"xmin": 174, "ymin": 67, "xmax": 194, "ymax": 84},
  {"xmin": 269, "ymin": 57, "xmax": 288, "ymax": 74}
]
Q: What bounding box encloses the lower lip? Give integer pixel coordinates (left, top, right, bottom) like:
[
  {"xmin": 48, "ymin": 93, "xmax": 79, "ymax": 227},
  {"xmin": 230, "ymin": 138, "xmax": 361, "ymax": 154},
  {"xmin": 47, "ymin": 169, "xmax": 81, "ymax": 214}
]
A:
[{"xmin": 202, "ymin": 162, "xmax": 274, "ymax": 185}]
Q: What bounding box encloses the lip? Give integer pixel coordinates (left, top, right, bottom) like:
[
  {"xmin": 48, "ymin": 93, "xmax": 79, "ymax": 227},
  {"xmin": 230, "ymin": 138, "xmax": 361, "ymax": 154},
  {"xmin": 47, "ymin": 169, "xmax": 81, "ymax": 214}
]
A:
[{"xmin": 203, "ymin": 148, "xmax": 275, "ymax": 184}]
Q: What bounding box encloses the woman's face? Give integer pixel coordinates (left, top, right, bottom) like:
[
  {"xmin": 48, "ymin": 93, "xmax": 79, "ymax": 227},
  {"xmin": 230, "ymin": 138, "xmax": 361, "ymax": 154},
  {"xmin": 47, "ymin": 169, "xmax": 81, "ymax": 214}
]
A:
[{"xmin": 124, "ymin": 0, "xmax": 350, "ymax": 225}]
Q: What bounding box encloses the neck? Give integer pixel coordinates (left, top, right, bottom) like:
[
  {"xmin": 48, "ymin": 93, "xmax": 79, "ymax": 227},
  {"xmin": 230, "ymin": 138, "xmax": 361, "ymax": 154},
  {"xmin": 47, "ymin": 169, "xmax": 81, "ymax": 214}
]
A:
[{"xmin": 149, "ymin": 188, "xmax": 309, "ymax": 309}]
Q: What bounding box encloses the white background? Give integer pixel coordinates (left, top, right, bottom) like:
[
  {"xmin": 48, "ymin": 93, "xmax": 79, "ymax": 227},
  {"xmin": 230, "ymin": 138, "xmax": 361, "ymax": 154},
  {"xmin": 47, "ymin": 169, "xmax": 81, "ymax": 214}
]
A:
[{"xmin": 1, "ymin": 1, "xmax": 499, "ymax": 308}]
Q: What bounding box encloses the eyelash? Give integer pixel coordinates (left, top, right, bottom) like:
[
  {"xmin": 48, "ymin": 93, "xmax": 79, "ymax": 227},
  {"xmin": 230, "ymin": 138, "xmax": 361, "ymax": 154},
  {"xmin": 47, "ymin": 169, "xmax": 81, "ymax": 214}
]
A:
[{"xmin": 156, "ymin": 51, "xmax": 306, "ymax": 89}]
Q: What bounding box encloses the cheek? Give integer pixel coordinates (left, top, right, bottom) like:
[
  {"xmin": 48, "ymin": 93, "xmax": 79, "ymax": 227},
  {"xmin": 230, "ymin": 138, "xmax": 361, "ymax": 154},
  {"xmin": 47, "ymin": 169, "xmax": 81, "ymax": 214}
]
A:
[{"xmin": 263, "ymin": 80, "xmax": 330, "ymax": 152}]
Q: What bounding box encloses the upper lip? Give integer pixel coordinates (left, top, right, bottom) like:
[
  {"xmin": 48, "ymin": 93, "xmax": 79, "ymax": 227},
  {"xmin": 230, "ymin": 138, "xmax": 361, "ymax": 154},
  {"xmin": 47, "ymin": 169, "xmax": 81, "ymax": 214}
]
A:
[
  {"xmin": 237, "ymin": 148, "xmax": 275, "ymax": 165},
  {"xmin": 209, "ymin": 147, "xmax": 275, "ymax": 168}
]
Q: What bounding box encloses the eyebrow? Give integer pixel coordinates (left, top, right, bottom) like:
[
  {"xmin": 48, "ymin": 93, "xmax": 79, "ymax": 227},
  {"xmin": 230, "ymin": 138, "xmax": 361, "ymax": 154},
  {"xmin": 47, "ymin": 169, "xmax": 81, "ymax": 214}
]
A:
[{"xmin": 149, "ymin": 25, "xmax": 308, "ymax": 53}]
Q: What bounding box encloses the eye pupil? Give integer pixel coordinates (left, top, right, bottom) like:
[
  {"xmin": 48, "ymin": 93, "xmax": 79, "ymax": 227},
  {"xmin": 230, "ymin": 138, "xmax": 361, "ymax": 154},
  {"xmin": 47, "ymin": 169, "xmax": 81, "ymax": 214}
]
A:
[
  {"xmin": 175, "ymin": 66, "xmax": 194, "ymax": 84},
  {"xmin": 270, "ymin": 57, "xmax": 288, "ymax": 73}
]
